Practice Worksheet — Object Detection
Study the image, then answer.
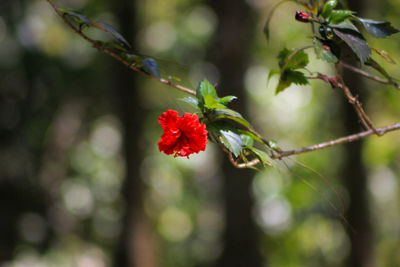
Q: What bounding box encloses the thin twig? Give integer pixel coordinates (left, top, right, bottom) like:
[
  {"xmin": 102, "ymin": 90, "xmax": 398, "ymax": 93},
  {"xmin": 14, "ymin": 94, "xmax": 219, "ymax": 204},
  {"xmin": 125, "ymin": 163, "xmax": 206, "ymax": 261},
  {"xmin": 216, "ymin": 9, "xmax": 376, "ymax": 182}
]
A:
[
  {"xmin": 272, "ymin": 123, "xmax": 400, "ymax": 159},
  {"xmin": 335, "ymin": 63, "xmax": 380, "ymax": 135},
  {"xmin": 340, "ymin": 62, "xmax": 400, "ymax": 90},
  {"xmin": 46, "ymin": 0, "xmax": 196, "ymax": 96}
]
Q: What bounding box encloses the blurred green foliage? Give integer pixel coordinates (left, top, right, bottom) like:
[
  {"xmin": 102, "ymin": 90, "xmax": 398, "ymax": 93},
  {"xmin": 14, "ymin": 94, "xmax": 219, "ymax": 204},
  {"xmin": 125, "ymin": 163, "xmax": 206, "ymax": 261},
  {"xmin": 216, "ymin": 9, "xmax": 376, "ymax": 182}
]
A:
[{"xmin": 0, "ymin": 0, "xmax": 399, "ymax": 266}]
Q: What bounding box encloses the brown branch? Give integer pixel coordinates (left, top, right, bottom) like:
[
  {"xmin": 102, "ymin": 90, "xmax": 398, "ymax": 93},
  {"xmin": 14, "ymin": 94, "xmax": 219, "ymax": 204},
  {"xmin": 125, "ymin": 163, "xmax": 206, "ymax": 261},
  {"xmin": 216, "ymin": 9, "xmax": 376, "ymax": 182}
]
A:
[
  {"xmin": 46, "ymin": 0, "xmax": 196, "ymax": 96},
  {"xmin": 340, "ymin": 62, "xmax": 400, "ymax": 90},
  {"xmin": 335, "ymin": 63, "xmax": 380, "ymax": 135},
  {"xmin": 272, "ymin": 123, "xmax": 400, "ymax": 159}
]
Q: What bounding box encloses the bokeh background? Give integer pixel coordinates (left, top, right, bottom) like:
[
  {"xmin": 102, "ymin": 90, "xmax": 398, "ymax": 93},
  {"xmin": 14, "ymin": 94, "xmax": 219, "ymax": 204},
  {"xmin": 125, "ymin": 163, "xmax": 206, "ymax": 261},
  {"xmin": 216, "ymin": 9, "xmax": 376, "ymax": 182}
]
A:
[{"xmin": 0, "ymin": 0, "xmax": 399, "ymax": 266}]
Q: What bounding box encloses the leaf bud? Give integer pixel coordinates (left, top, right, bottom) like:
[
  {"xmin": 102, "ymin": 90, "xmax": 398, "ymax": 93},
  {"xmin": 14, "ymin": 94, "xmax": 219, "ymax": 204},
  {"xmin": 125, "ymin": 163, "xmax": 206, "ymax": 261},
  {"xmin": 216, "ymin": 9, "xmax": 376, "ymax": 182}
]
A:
[{"xmin": 295, "ymin": 11, "xmax": 311, "ymax": 23}]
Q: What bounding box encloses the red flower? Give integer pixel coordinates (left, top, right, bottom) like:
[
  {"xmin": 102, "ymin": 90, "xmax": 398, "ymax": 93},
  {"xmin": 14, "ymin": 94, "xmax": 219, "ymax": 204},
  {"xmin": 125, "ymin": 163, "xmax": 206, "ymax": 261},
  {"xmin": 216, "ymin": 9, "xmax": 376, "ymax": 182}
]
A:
[
  {"xmin": 295, "ymin": 11, "xmax": 310, "ymax": 23},
  {"xmin": 158, "ymin": 110, "xmax": 208, "ymax": 158}
]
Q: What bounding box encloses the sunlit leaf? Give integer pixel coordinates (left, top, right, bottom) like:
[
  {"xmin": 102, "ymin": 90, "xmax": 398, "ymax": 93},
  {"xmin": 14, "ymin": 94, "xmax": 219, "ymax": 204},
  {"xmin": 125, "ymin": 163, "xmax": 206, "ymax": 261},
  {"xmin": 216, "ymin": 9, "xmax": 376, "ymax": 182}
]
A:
[
  {"xmin": 313, "ymin": 38, "xmax": 338, "ymax": 63},
  {"xmin": 321, "ymin": 0, "xmax": 337, "ymax": 19},
  {"xmin": 142, "ymin": 58, "xmax": 161, "ymax": 79},
  {"xmin": 329, "ymin": 10, "xmax": 354, "ymax": 25},
  {"xmin": 204, "ymin": 95, "xmax": 227, "ymax": 110},
  {"xmin": 333, "ymin": 28, "xmax": 370, "ymax": 64},
  {"xmin": 354, "ymin": 17, "xmax": 399, "ymax": 38},
  {"xmin": 218, "ymin": 95, "xmax": 238, "ymax": 106},
  {"xmin": 276, "ymin": 70, "xmax": 309, "ymax": 94},
  {"xmin": 278, "ymin": 48, "xmax": 309, "ymax": 70},
  {"xmin": 208, "ymin": 122, "xmax": 243, "ymax": 157},
  {"xmin": 90, "ymin": 20, "xmax": 131, "ymax": 48},
  {"xmin": 196, "ymin": 79, "xmax": 218, "ymax": 110}
]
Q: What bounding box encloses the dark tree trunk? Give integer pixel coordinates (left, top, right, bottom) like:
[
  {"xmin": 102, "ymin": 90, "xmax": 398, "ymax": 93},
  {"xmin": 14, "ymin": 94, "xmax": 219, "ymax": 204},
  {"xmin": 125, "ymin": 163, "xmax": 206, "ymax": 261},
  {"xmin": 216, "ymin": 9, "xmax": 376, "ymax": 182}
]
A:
[
  {"xmin": 341, "ymin": 1, "xmax": 374, "ymax": 266},
  {"xmin": 209, "ymin": 1, "xmax": 262, "ymax": 266},
  {"xmin": 112, "ymin": 1, "xmax": 156, "ymax": 267}
]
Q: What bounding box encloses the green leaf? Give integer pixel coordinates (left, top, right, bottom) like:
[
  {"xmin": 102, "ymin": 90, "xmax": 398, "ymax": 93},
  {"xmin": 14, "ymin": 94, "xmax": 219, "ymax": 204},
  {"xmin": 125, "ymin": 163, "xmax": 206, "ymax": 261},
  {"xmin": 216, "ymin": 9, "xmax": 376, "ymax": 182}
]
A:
[
  {"xmin": 208, "ymin": 122, "xmax": 243, "ymax": 157},
  {"xmin": 365, "ymin": 58, "xmax": 396, "ymax": 84},
  {"xmin": 313, "ymin": 38, "xmax": 338, "ymax": 63},
  {"xmin": 354, "ymin": 17, "xmax": 399, "ymax": 38},
  {"xmin": 333, "ymin": 28, "xmax": 371, "ymax": 64},
  {"xmin": 321, "ymin": 0, "xmax": 337, "ymax": 19},
  {"xmin": 268, "ymin": 69, "xmax": 280, "ymax": 81},
  {"xmin": 210, "ymin": 108, "xmax": 251, "ymax": 128},
  {"xmin": 241, "ymin": 134, "xmax": 254, "ymax": 147},
  {"xmin": 96, "ymin": 40, "xmax": 128, "ymax": 52},
  {"xmin": 276, "ymin": 70, "xmax": 309, "ymax": 94},
  {"xmin": 329, "ymin": 10, "xmax": 354, "ymax": 25},
  {"xmin": 329, "ymin": 20, "xmax": 359, "ymax": 32},
  {"xmin": 196, "ymin": 79, "xmax": 217, "ymax": 108},
  {"xmin": 142, "ymin": 58, "xmax": 161, "ymax": 79},
  {"xmin": 204, "ymin": 94, "xmax": 227, "ymax": 110},
  {"xmin": 372, "ymin": 48, "xmax": 396, "ymax": 64},
  {"xmin": 218, "ymin": 95, "xmax": 238, "ymax": 105},
  {"xmin": 59, "ymin": 8, "xmax": 91, "ymax": 28},
  {"xmin": 244, "ymin": 146, "xmax": 272, "ymax": 166},
  {"xmin": 278, "ymin": 48, "xmax": 309, "ymax": 70},
  {"xmin": 238, "ymin": 129, "xmax": 266, "ymax": 146},
  {"xmin": 263, "ymin": 0, "xmax": 293, "ymax": 40},
  {"xmin": 180, "ymin": 96, "xmax": 199, "ymax": 108},
  {"xmin": 91, "ymin": 20, "xmax": 131, "ymax": 48}
]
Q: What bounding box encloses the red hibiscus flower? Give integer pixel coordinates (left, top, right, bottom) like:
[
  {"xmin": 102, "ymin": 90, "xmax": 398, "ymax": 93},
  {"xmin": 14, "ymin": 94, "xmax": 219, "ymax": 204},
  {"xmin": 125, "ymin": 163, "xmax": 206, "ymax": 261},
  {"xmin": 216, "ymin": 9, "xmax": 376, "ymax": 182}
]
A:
[{"xmin": 158, "ymin": 110, "xmax": 208, "ymax": 158}]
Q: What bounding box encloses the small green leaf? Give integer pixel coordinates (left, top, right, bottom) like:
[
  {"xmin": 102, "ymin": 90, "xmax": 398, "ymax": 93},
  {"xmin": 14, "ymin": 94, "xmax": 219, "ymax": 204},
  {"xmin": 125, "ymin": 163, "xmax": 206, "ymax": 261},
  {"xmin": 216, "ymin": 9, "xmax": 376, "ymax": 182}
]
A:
[
  {"xmin": 91, "ymin": 20, "xmax": 131, "ymax": 48},
  {"xmin": 365, "ymin": 58, "xmax": 395, "ymax": 84},
  {"xmin": 208, "ymin": 122, "xmax": 243, "ymax": 157},
  {"xmin": 96, "ymin": 40, "xmax": 128, "ymax": 52},
  {"xmin": 313, "ymin": 38, "xmax": 338, "ymax": 63},
  {"xmin": 244, "ymin": 146, "xmax": 272, "ymax": 166},
  {"xmin": 204, "ymin": 94, "xmax": 227, "ymax": 110},
  {"xmin": 267, "ymin": 140, "xmax": 280, "ymax": 150},
  {"xmin": 241, "ymin": 134, "xmax": 254, "ymax": 147},
  {"xmin": 321, "ymin": 0, "xmax": 337, "ymax": 19},
  {"xmin": 268, "ymin": 69, "xmax": 280, "ymax": 82},
  {"xmin": 196, "ymin": 79, "xmax": 218, "ymax": 111},
  {"xmin": 238, "ymin": 130, "xmax": 265, "ymax": 145},
  {"xmin": 59, "ymin": 8, "xmax": 91, "ymax": 27},
  {"xmin": 218, "ymin": 95, "xmax": 238, "ymax": 105},
  {"xmin": 142, "ymin": 58, "xmax": 161, "ymax": 79},
  {"xmin": 276, "ymin": 70, "xmax": 309, "ymax": 94},
  {"xmin": 354, "ymin": 17, "xmax": 399, "ymax": 38},
  {"xmin": 372, "ymin": 48, "xmax": 396, "ymax": 64},
  {"xmin": 278, "ymin": 48, "xmax": 309, "ymax": 70},
  {"xmin": 333, "ymin": 28, "xmax": 371, "ymax": 64},
  {"xmin": 211, "ymin": 108, "xmax": 251, "ymax": 128},
  {"xmin": 329, "ymin": 20, "xmax": 359, "ymax": 32},
  {"xmin": 180, "ymin": 96, "xmax": 199, "ymax": 108},
  {"xmin": 329, "ymin": 10, "xmax": 354, "ymax": 25}
]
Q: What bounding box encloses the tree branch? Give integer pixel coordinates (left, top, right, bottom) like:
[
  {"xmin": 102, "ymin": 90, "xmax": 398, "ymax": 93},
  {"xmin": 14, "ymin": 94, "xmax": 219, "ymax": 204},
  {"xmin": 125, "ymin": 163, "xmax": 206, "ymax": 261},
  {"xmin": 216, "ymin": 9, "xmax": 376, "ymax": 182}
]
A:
[
  {"xmin": 271, "ymin": 123, "xmax": 400, "ymax": 159},
  {"xmin": 46, "ymin": 0, "xmax": 196, "ymax": 96},
  {"xmin": 339, "ymin": 62, "xmax": 400, "ymax": 90}
]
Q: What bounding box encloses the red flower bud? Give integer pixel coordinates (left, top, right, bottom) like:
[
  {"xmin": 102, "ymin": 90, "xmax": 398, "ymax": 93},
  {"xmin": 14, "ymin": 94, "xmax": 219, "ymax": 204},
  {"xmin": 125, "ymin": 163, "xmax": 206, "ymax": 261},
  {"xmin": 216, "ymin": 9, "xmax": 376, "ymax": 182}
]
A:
[
  {"xmin": 295, "ymin": 11, "xmax": 310, "ymax": 23},
  {"xmin": 158, "ymin": 110, "xmax": 208, "ymax": 158}
]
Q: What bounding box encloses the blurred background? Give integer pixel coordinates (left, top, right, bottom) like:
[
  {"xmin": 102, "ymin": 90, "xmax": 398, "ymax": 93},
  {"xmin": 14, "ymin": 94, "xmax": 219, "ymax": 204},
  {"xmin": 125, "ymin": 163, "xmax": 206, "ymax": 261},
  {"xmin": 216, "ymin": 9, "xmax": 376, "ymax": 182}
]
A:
[{"xmin": 0, "ymin": 0, "xmax": 399, "ymax": 266}]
